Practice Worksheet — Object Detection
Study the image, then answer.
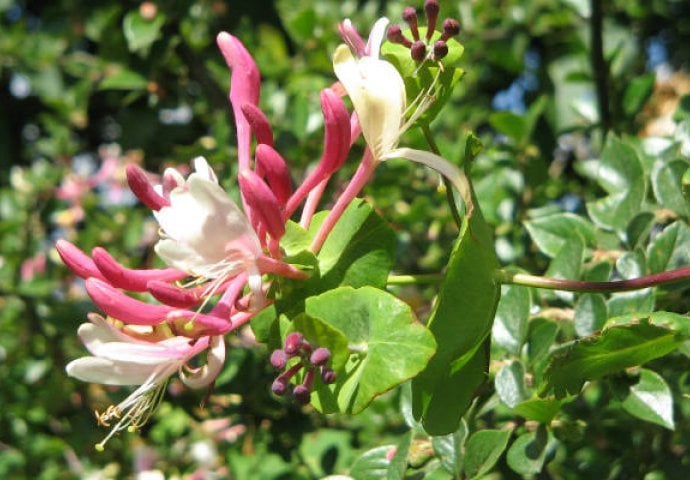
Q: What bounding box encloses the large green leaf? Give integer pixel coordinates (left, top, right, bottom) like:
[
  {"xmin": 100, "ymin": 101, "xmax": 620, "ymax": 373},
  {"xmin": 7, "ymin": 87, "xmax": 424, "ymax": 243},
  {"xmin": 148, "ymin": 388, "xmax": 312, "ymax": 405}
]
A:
[
  {"xmin": 493, "ymin": 285, "xmax": 531, "ymax": 354},
  {"xmin": 586, "ymin": 135, "xmax": 646, "ymax": 232},
  {"xmin": 524, "ymin": 213, "xmax": 596, "ymax": 258},
  {"xmin": 542, "ymin": 322, "xmax": 682, "ymax": 398},
  {"xmin": 622, "ymin": 368, "xmax": 675, "ymax": 430},
  {"xmin": 652, "ymin": 159, "xmax": 690, "ymax": 219},
  {"xmin": 305, "ymin": 287, "xmax": 436, "ymax": 414},
  {"xmin": 463, "ymin": 429, "xmax": 512, "ymax": 479},
  {"xmin": 412, "ymin": 206, "xmax": 500, "ymax": 435}
]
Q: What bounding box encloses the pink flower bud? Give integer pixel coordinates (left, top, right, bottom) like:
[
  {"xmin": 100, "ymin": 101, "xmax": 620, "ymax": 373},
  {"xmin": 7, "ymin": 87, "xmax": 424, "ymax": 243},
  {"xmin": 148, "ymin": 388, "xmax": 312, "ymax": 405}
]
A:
[
  {"xmin": 293, "ymin": 384, "xmax": 311, "ymax": 404},
  {"xmin": 147, "ymin": 280, "xmax": 203, "ymax": 308},
  {"xmin": 411, "ymin": 40, "xmax": 427, "ymax": 61},
  {"xmin": 55, "ymin": 240, "xmax": 107, "ymax": 281},
  {"xmin": 403, "ymin": 7, "xmax": 420, "ymax": 41},
  {"xmin": 241, "ymin": 103, "xmax": 273, "ymax": 147},
  {"xmin": 238, "ymin": 170, "xmax": 285, "ymax": 240},
  {"xmin": 272, "ymin": 378, "xmax": 288, "ymax": 396},
  {"xmin": 310, "ymin": 347, "xmax": 331, "ymax": 366},
  {"xmin": 321, "ymin": 367, "xmax": 337, "ymax": 384},
  {"xmin": 387, "ymin": 25, "xmax": 413, "ymax": 48},
  {"xmin": 92, "ymin": 247, "xmax": 186, "ymax": 292},
  {"xmin": 270, "ymin": 349, "xmax": 288, "ymax": 370},
  {"xmin": 217, "ymin": 32, "xmax": 261, "ymax": 173},
  {"xmin": 125, "ymin": 164, "xmax": 169, "ymax": 211},
  {"xmin": 425, "ymin": 0, "xmax": 440, "ymax": 40},
  {"xmin": 255, "ymin": 144, "xmax": 292, "ymax": 206},
  {"xmin": 284, "ymin": 332, "xmax": 304, "ymax": 355},
  {"xmin": 338, "ymin": 19, "xmax": 366, "ymax": 57}
]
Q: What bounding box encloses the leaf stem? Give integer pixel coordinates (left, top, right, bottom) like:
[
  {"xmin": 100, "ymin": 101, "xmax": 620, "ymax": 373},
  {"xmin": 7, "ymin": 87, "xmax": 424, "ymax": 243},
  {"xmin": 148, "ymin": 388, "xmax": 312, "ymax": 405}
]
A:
[
  {"xmin": 497, "ymin": 266, "xmax": 690, "ymax": 293},
  {"xmin": 387, "ymin": 273, "xmax": 445, "ymax": 285},
  {"xmin": 421, "ymin": 124, "xmax": 463, "ymax": 229}
]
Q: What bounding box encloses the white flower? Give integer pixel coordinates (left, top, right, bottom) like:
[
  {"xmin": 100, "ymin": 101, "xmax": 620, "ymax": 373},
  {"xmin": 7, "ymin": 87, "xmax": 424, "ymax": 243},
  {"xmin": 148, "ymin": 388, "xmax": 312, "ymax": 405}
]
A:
[
  {"xmin": 153, "ymin": 157, "xmax": 264, "ymax": 298},
  {"xmin": 66, "ymin": 314, "xmax": 225, "ymax": 450},
  {"xmin": 333, "ymin": 22, "xmax": 472, "ymax": 208}
]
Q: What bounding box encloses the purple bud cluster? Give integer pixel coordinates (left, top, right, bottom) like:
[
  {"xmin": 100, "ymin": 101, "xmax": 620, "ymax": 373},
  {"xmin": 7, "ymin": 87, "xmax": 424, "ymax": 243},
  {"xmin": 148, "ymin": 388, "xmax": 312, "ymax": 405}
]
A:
[
  {"xmin": 270, "ymin": 332, "xmax": 337, "ymax": 405},
  {"xmin": 386, "ymin": 0, "xmax": 461, "ymax": 62}
]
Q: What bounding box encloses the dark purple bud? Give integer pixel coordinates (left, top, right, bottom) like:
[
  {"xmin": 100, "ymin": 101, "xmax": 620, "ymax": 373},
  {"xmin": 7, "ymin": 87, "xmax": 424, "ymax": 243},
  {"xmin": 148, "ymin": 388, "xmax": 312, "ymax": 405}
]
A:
[
  {"xmin": 387, "ymin": 24, "xmax": 413, "ymax": 48},
  {"xmin": 402, "ymin": 7, "xmax": 420, "ymax": 41},
  {"xmin": 424, "ymin": 0, "xmax": 440, "ymax": 40},
  {"xmin": 441, "ymin": 18, "xmax": 460, "ymax": 41},
  {"xmin": 411, "ymin": 41, "xmax": 427, "ymax": 61},
  {"xmin": 284, "ymin": 332, "xmax": 304, "ymax": 355},
  {"xmin": 270, "ymin": 349, "xmax": 288, "ymax": 369},
  {"xmin": 310, "ymin": 347, "xmax": 331, "ymax": 366},
  {"xmin": 293, "ymin": 385, "xmax": 311, "ymax": 405},
  {"xmin": 272, "ymin": 378, "xmax": 288, "ymax": 396},
  {"xmin": 321, "ymin": 367, "xmax": 337, "ymax": 384},
  {"xmin": 433, "ymin": 40, "xmax": 448, "ymax": 60}
]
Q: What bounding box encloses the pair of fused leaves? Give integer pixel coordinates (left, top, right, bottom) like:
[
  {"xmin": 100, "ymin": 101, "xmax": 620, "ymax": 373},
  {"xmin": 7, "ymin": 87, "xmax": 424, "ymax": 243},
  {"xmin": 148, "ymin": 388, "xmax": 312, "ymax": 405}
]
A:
[{"xmin": 258, "ymin": 199, "xmax": 436, "ymax": 414}]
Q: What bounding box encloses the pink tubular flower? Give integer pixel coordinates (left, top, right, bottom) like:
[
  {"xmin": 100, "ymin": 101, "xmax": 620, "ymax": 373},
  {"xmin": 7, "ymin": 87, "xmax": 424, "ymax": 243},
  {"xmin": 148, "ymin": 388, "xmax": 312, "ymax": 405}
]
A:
[{"xmin": 66, "ymin": 313, "xmax": 225, "ymax": 450}]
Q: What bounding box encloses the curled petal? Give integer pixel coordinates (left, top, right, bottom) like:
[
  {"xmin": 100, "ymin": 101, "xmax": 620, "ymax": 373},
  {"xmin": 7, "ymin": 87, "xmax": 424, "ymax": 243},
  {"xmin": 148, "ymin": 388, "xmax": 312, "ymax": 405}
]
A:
[
  {"xmin": 66, "ymin": 356, "xmax": 157, "ymax": 386},
  {"xmin": 55, "ymin": 239, "xmax": 107, "ymax": 281},
  {"xmin": 180, "ymin": 335, "xmax": 226, "ymax": 389},
  {"xmin": 365, "ymin": 17, "xmax": 390, "ymax": 58},
  {"xmin": 238, "ymin": 170, "xmax": 285, "ymax": 240},
  {"xmin": 338, "ymin": 19, "xmax": 366, "ymax": 57},
  {"xmin": 217, "ymin": 32, "xmax": 261, "ymax": 172},
  {"xmin": 241, "ymin": 103, "xmax": 274, "ymax": 148},
  {"xmin": 92, "ymin": 247, "xmax": 187, "ymax": 292},
  {"xmin": 255, "ymin": 144, "xmax": 291, "ymax": 205},
  {"xmin": 126, "ymin": 164, "xmax": 169, "ymax": 211}
]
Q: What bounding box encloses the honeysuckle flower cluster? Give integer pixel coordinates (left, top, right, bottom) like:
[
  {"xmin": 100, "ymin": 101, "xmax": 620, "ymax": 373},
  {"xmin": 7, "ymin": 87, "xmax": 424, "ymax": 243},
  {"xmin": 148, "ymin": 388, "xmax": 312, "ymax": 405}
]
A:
[{"xmin": 60, "ymin": 1, "xmax": 468, "ymax": 448}]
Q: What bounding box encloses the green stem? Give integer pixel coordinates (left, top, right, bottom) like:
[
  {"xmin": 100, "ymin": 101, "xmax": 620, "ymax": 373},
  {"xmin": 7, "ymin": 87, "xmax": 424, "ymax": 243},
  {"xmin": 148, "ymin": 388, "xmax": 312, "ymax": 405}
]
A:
[
  {"xmin": 387, "ymin": 273, "xmax": 445, "ymax": 286},
  {"xmin": 420, "ymin": 124, "xmax": 463, "ymax": 229},
  {"xmin": 497, "ymin": 266, "xmax": 690, "ymax": 293}
]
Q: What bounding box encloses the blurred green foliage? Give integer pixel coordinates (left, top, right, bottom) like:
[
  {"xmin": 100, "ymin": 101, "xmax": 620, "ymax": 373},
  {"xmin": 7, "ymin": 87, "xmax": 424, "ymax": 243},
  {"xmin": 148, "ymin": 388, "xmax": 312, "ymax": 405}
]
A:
[{"xmin": 2, "ymin": 0, "xmax": 690, "ymax": 478}]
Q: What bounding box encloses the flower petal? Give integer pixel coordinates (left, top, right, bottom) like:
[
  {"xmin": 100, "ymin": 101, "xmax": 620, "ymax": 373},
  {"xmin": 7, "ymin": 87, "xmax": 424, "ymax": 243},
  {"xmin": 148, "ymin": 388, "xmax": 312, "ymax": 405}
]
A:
[{"xmin": 66, "ymin": 356, "xmax": 158, "ymax": 386}]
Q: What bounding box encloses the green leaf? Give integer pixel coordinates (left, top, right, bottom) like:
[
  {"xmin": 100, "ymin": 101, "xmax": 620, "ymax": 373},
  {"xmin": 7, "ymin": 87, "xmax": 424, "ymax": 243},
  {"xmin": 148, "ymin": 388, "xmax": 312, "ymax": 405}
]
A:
[
  {"xmin": 388, "ymin": 431, "xmax": 413, "ymax": 480},
  {"xmin": 489, "ymin": 112, "xmax": 528, "ymax": 144},
  {"xmin": 586, "ymin": 135, "xmax": 646, "ymax": 232},
  {"xmin": 524, "ymin": 213, "xmax": 596, "ymax": 258},
  {"xmin": 349, "ymin": 446, "xmax": 395, "ymax": 480},
  {"xmin": 305, "ymin": 287, "xmax": 436, "ymax": 414},
  {"xmin": 652, "ymin": 159, "xmax": 690, "ymax": 218},
  {"xmin": 431, "ymin": 420, "xmax": 468, "ymax": 477},
  {"xmin": 122, "ymin": 9, "xmax": 166, "ymax": 55},
  {"xmin": 623, "ymin": 73, "xmax": 655, "ymax": 116},
  {"xmin": 646, "ymin": 221, "xmax": 690, "ymax": 273},
  {"xmin": 463, "ymin": 429, "xmax": 512, "ymax": 479},
  {"xmin": 574, "ymin": 294, "xmax": 607, "ymax": 337},
  {"xmin": 412, "ymin": 208, "xmax": 500, "ymax": 435},
  {"xmin": 99, "ymin": 68, "xmax": 148, "ymax": 91},
  {"xmin": 528, "ymin": 319, "xmax": 560, "ymax": 368},
  {"xmin": 512, "ymin": 398, "xmax": 564, "ymax": 423},
  {"xmin": 622, "ymin": 368, "xmax": 675, "ymax": 430},
  {"xmin": 493, "ymin": 285, "xmax": 531, "ymax": 354},
  {"xmin": 506, "ymin": 426, "xmax": 556, "ymax": 475},
  {"xmin": 607, "ymin": 250, "xmax": 655, "ymax": 317},
  {"xmin": 542, "ymin": 322, "xmax": 682, "ymax": 398},
  {"xmin": 495, "ymin": 361, "xmax": 529, "ymax": 408}
]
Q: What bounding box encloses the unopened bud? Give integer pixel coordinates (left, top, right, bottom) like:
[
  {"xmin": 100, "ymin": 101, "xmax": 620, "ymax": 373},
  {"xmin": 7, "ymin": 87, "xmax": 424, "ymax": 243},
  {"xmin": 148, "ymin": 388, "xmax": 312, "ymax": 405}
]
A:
[
  {"xmin": 402, "ymin": 7, "xmax": 420, "ymax": 41},
  {"xmin": 271, "ymin": 378, "xmax": 288, "ymax": 396},
  {"xmin": 411, "ymin": 41, "xmax": 427, "ymax": 61},
  {"xmin": 424, "ymin": 0, "xmax": 440, "ymax": 40},
  {"xmin": 321, "ymin": 367, "xmax": 337, "ymax": 384},
  {"xmin": 310, "ymin": 347, "xmax": 331, "ymax": 366},
  {"xmin": 293, "ymin": 385, "xmax": 311, "ymax": 405},
  {"xmin": 387, "ymin": 24, "xmax": 413, "ymax": 48},
  {"xmin": 433, "ymin": 40, "xmax": 448, "ymax": 60},
  {"xmin": 441, "ymin": 18, "xmax": 460, "ymax": 40},
  {"xmin": 284, "ymin": 332, "xmax": 304, "ymax": 355},
  {"xmin": 270, "ymin": 349, "xmax": 288, "ymax": 369}
]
